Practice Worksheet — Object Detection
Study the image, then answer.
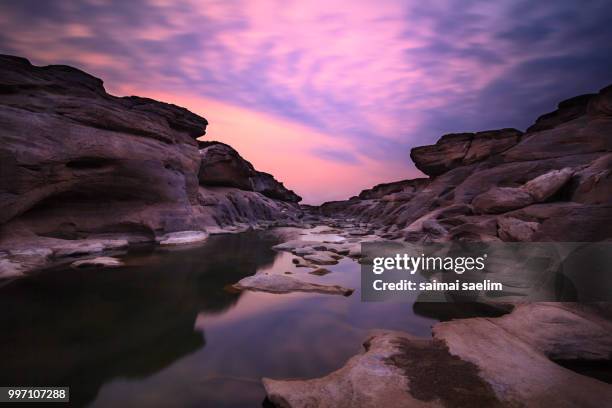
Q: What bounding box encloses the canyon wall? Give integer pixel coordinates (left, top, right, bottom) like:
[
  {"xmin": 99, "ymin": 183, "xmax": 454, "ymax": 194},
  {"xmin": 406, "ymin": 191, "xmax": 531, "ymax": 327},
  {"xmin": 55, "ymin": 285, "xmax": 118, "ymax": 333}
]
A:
[
  {"xmin": 319, "ymin": 85, "xmax": 612, "ymax": 243},
  {"xmin": 0, "ymin": 55, "xmax": 302, "ymax": 277}
]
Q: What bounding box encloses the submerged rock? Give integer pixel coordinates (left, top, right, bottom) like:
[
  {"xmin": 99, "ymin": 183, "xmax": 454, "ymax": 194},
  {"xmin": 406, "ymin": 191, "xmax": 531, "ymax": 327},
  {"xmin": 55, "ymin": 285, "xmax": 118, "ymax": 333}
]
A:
[{"xmin": 232, "ymin": 273, "xmax": 353, "ymax": 296}]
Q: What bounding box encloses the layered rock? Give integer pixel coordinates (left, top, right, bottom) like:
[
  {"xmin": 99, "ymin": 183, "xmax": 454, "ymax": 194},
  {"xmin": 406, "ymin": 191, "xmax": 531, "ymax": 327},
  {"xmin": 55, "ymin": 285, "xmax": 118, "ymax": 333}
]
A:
[
  {"xmin": 410, "ymin": 128, "xmax": 522, "ymax": 177},
  {"xmin": 197, "ymin": 141, "xmax": 301, "ymax": 202},
  {"xmin": 0, "ymin": 55, "xmax": 302, "ymax": 278},
  {"xmin": 316, "ymin": 84, "xmax": 612, "ymax": 243}
]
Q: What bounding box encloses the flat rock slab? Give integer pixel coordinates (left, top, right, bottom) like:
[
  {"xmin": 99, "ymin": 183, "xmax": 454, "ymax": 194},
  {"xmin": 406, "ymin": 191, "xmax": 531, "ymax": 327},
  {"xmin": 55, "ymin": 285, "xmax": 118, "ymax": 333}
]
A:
[
  {"xmin": 233, "ymin": 273, "xmax": 353, "ymax": 296},
  {"xmin": 303, "ymin": 251, "xmax": 342, "ymax": 265},
  {"xmin": 158, "ymin": 231, "xmax": 209, "ymax": 245},
  {"xmin": 263, "ymin": 303, "xmax": 612, "ymax": 407},
  {"xmin": 71, "ymin": 256, "xmax": 124, "ymax": 268}
]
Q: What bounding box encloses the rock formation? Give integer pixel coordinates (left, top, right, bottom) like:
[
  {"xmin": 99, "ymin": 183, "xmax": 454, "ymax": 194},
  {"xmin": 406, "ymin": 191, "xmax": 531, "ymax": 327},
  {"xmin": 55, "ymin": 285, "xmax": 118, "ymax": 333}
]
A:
[
  {"xmin": 264, "ymin": 86, "xmax": 612, "ymax": 407},
  {"xmin": 0, "ymin": 55, "xmax": 302, "ymax": 278},
  {"xmin": 264, "ymin": 304, "xmax": 612, "ymax": 407},
  {"xmin": 316, "ymin": 85, "xmax": 612, "ymax": 243}
]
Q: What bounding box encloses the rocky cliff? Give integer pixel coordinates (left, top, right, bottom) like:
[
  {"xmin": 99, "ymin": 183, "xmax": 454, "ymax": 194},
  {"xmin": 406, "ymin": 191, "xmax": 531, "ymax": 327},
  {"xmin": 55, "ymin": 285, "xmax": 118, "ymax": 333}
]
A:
[
  {"xmin": 317, "ymin": 85, "xmax": 612, "ymax": 243},
  {"xmin": 0, "ymin": 55, "xmax": 302, "ymax": 278}
]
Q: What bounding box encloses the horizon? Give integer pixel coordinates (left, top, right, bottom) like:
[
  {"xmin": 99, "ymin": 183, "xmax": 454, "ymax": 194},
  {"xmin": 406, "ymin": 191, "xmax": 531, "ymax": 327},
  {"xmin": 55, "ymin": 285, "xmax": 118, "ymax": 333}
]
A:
[{"xmin": 1, "ymin": 0, "xmax": 611, "ymax": 204}]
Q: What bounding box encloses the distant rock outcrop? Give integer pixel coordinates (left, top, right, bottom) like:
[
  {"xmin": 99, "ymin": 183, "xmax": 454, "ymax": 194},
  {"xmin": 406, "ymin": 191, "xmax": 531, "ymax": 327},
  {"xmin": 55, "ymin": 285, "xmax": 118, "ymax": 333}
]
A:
[
  {"xmin": 316, "ymin": 84, "xmax": 612, "ymax": 243},
  {"xmin": 0, "ymin": 55, "xmax": 302, "ymax": 278},
  {"xmin": 197, "ymin": 141, "xmax": 301, "ymax": 202}
]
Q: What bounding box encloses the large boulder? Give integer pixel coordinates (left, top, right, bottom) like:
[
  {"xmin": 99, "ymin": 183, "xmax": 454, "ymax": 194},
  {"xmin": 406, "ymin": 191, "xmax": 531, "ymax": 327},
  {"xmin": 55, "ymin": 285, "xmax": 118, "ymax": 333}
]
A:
[
  {"xmin": 197, "ymin": 141, "xmax": 301, "ymax": 202},
  {"xmin": 472, "ymin": 187, "xmax": 534, "ymax": 214},
  {"xmin": 410, "ymin": 128, "xmax": 522, "ymax": 176}
]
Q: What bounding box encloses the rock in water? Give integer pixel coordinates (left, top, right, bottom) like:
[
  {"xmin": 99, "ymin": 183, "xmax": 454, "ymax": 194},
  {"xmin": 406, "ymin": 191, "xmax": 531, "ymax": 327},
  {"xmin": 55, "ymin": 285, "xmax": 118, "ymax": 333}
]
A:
[
  {"xmin": 158, "ymin": 231, "xmax": 209, "ymax": 245},
  {"xmin": 232, "ymin": 273, "xmax": 353, "ymax": 296},
  {"xmin": 264, "ymin": 304, "xmax": 612, "ymax": 407}
]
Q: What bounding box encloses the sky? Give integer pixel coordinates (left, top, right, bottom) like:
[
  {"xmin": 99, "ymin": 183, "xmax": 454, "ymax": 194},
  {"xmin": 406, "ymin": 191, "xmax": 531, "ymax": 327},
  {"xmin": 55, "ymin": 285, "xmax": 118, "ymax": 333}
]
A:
[{"xmin": 1, "ymin": 0, "xmax": 611, "ymax": 204}]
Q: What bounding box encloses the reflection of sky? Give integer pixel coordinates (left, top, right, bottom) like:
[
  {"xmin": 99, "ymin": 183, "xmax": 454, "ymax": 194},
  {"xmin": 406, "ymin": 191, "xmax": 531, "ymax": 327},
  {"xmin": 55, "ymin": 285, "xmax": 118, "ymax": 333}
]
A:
[{"xmin": 1, "ymin": 1, "xmax": 611, "ymax": 203}]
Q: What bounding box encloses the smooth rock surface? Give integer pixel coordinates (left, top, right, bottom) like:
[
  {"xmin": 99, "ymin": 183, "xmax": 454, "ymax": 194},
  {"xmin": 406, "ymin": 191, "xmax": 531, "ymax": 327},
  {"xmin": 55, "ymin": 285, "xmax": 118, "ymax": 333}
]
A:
[
  {"xmin": 71, "ymin": 256, "xmax": 124, "ymax": 268},
  {"xmin": 233, "ymin": 273, "xmax": 353, "ymax": 296}
]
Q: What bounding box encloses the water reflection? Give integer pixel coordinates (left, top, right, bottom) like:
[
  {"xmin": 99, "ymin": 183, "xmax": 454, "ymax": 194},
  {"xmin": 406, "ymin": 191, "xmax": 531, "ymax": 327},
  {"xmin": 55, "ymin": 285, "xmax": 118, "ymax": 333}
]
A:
[
  {"xmin": 0, "ymin": 231, "xmax": 282, "ymax": 407},
  {"xmin": 0, "ymin": 230, "xmax": 438, "ymax": 407}
]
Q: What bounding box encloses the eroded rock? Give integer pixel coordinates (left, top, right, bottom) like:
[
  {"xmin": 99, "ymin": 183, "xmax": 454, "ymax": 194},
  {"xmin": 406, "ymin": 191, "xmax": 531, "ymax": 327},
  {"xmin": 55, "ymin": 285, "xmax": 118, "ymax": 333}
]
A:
[{"xmin": 232, "ymin": 273, "xmax": 353, "ymax": 296}]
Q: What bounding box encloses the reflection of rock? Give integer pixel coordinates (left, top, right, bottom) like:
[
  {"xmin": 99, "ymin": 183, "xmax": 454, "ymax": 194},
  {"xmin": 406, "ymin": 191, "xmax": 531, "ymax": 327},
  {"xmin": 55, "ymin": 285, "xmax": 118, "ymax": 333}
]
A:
[
  {"xmin": 264, "ymin": 304, "xmax": 612, "ymax": 407},
  {"xmin": 0, "ymin": 231, "xmax": 281, "ymax": 407},
  {"xmin": 233, "ymin": 273, "xmax": 353, "ymax": 296},
  {"xmin": 159, "ymin": 231, "xmax": 209, "ymax": 245},
  {"xmin": 71, "ymin": 256, "xmax": 123, "ymax": 268}
]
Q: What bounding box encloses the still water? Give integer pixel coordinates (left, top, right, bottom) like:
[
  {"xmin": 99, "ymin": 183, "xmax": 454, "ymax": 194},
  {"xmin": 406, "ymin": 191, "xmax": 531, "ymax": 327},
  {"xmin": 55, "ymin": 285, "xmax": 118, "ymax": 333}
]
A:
[{"xmin": 0, "ymin": 230, "xmax": 437, "ymax": 407}]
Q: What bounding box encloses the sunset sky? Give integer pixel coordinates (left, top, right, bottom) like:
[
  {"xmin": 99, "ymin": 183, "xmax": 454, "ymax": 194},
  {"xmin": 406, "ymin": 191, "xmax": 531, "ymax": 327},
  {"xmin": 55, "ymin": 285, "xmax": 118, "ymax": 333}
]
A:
[{"xmin": 1, "ymin": 0, "xmax": 611, "ymax": 203}]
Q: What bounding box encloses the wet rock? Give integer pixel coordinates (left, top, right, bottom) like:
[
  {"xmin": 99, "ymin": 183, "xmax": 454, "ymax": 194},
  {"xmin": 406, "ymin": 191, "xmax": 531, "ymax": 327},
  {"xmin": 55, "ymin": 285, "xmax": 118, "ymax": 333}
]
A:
[
  {"xmin": 232, "ymin": 273, "xmax": 353, "ymax": 296},
  {"xmin": 71, "ymin": 256, "xmax": 124, "ymax": 268},
  {"xmin": 303, "ymin": 251, "xmax": 342, "ymax": 265},
  {"xmin": 158, "ymin": 231, "xmax": 208, "ymax": 245}
]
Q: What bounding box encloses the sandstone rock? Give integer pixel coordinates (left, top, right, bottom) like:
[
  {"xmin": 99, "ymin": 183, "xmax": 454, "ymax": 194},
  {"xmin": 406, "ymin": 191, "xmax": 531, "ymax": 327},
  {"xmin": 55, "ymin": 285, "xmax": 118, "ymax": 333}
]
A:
[
  {"xmin": 522, "ymin": 167, "xmax": 573, "ymax": 202},
  {"xmin": 232, "ymin": 273, "xmax": 353, "ymax": 296},
  {"xmin": 358, "ymin": 179, "xmax": 427, "ymax": 200},
  {"xmin": 264, "ymin": 304, "xmax": 612, "ymax": 407},
  {"xmin": 198, "ymin": 141, "xmax": 301, "ymax": 202},
  {"xmin": 571, "ymin": 153, "xmax": 612, "ymax": 204},
  {"xmin": 410, "ymin": 129, "xmax": 521, "ymax": 176},
  {"xmin": 158, "ymin": 230, "xmax": 208, "ymax": 245},
  {"xmin": 0, "ymin": 54, "xmax": 206, "ymax": 240},
  {"xmin": 434, "ymin": 303, "xmax": 612, "ymax": 405},
  {"xmin": 497, "ymin": 216, "xmax": 539, "ymax": 242},
  {"xmin": 71, "ymin": 256, "xmax": 124, "ymax": 268},
  {"xmin": 527, "ymin": 94, "xmax": 594, "ymax": 133},
  {"xmin": 51, "ymin": 238, "xmax": 129, "ymax": 258},
  {"xmin": 0, "ymin": 55, "xmax": 303, "ymax": 276},
  {"xmin": 472, "ymin": 187, "xmax": 534, "ymax": 214},
  {"xmin": 303, "ymin": 252, "xmax": 342, "ymax": 265}
]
